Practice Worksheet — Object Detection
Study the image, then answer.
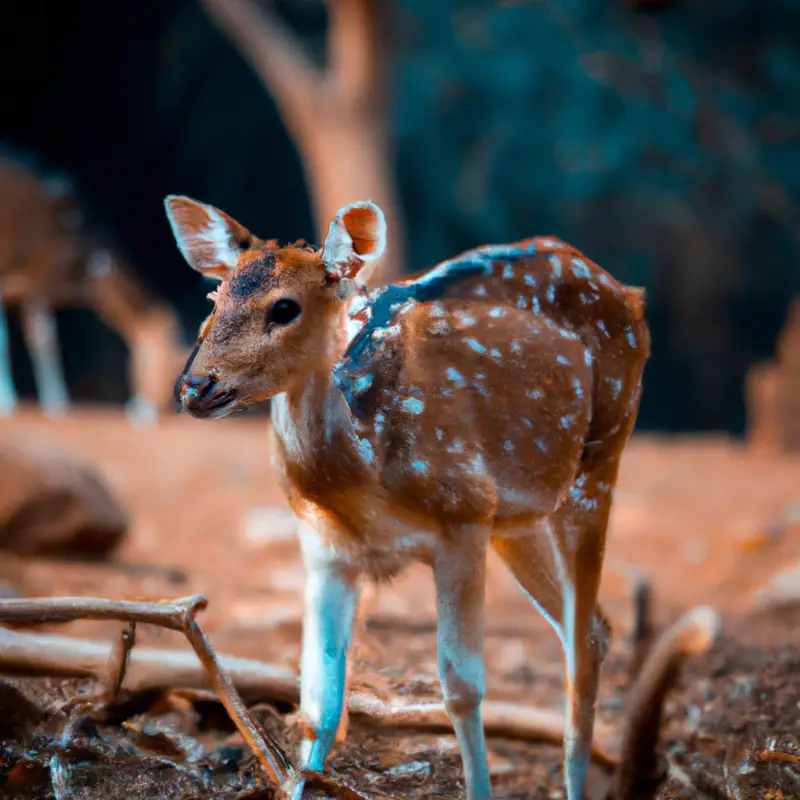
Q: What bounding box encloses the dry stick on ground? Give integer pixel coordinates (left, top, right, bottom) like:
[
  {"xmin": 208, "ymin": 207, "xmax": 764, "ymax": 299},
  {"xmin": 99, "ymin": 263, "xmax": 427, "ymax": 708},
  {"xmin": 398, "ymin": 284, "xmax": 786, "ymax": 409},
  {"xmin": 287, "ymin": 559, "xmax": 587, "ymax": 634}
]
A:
[
  {"xmin": 0, "ymin": 595, "xmax": 291, "ymax": 789},
  {"xmin": 99, "ymin": 621, "xmax": 136, "ymax": 709},
  {"xmin": 609, "ymin": 605, "xmax": 721, "ymax": 800},
  {"xmin": 629, "ymin": 577, "xmax": 654, "ymax": 681},
  {"xmin": 201, "ymin": 0, "xmax": 403, "ymax": 286},
  {"xmin": 0, "ymin": 623, "xmax": 618, "ymax": 768}
]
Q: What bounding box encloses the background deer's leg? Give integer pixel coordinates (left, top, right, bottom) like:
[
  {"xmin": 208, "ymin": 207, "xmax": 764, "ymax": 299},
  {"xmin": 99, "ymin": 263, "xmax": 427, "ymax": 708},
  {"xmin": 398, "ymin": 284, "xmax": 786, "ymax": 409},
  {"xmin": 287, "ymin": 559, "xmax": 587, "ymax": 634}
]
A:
[
  {"xmin": 434, "ymin": 526, "xmax": 491, "ymax": 800},
  {"xmin": 0, "ymin": 290, "xmax": 17, "ymax": 414},
  {"xmin": 296, "ymin": 522, "xmax": 361, "ymax": 787},
  {"xmin": 492, "ymin": 513, "xmax": 612, "ymax": 800},
  {"xmin": 21, "ymin": 298, "xmax": 68, "ymax": 416}
]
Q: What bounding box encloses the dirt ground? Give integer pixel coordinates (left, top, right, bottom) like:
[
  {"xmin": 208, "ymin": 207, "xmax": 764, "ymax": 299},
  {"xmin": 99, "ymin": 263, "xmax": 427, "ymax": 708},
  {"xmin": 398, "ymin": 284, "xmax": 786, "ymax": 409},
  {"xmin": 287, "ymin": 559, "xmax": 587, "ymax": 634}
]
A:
[{"xmin": 1, "ymin": 407, "xmax": 799, "ymax": 799}]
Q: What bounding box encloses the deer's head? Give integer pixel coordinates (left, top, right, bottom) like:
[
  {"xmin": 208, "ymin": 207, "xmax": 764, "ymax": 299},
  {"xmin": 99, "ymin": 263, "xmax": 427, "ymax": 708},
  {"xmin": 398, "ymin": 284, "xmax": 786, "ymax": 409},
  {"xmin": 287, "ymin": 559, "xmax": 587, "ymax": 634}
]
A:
[{"xmin": 166, "ymin": 196, "xmax": 386, "ymax": 418}]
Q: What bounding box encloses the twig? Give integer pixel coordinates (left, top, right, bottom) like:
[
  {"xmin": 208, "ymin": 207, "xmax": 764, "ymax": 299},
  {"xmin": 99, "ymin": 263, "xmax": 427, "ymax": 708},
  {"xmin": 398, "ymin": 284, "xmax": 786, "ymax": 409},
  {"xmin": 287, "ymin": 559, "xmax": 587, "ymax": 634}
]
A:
[
  {"xmin": 0, "ymin": 624, "xmax": 619, "ymax": 767},
  {"xmin": 755, "ymin": 749, "xmax": 800, "ymax": 766},
  {"xmin": 98, "ymin": 622, "xmax": 136, "ymax": 709},
  {"xmin": 629, "ymin": 577, "xmax": 653, "ymax": 680},
  {"xmin": 0, "ymin": 595, "xmax": 291, "ymax": 790},
  {"xmin": 610, "ymin": 606, "xmax": 721, "ymax": 800}
]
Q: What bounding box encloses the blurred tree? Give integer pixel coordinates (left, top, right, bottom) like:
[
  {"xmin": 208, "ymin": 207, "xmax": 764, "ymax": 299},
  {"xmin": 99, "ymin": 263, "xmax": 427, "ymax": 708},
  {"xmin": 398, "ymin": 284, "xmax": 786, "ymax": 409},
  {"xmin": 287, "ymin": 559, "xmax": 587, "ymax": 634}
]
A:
[{"xmin": 201, "ymin": 0, "xmax": 404, "ymax": 284}]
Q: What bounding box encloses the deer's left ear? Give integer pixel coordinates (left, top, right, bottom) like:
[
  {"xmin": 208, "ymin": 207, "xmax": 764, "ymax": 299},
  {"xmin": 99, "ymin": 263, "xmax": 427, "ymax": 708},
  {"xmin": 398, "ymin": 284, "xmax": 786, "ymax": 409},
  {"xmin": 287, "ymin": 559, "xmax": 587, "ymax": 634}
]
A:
[{"xmin": 322, "ymin": 200, "xmax": 386, "ymax": 283}]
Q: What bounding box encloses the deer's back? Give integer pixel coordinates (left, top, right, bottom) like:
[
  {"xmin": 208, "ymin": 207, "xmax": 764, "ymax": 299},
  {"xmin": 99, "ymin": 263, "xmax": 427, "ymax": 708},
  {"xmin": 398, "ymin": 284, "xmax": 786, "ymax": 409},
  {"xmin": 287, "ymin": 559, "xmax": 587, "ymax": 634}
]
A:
[
  {"xmin": 0, "ymin": 156, "xmax": 86, "ymax": 303},
  {"xmin": 281, "ymin": 238, "xmax": 648, "ymax": 544}
]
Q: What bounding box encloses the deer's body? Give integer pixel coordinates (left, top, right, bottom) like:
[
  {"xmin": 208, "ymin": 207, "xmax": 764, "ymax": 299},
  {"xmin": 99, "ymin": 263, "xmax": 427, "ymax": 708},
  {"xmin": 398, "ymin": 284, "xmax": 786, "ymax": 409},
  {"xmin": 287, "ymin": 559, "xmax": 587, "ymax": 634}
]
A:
[
  {"xmin": 167, "ymin": 196, "xmax": 649, "ymax": 800},
  {"xmin": 0, "ymin": 150, "xmax": 183, "ymax": 421}
]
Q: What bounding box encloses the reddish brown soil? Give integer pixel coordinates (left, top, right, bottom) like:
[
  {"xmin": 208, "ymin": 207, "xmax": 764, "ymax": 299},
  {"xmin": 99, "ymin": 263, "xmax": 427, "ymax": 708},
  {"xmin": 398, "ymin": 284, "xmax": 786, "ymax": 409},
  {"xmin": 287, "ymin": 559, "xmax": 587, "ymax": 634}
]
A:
[{"xmin": 1, "ymin": 407, "xmax": 799, "ymax": 799}]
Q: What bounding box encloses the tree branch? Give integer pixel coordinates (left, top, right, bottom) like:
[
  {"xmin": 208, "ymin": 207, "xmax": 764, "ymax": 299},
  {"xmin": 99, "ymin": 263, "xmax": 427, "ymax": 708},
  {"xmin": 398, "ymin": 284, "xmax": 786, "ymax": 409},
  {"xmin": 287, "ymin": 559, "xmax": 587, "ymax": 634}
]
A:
[
  {"xmin": 328, "ymin": 0, "xmax": 385, "ymax": 108},
  {"xmin": 0, "ymin": 595, "xmax": 291, "ymax": 789},
  {"xmin": 201, "ymin": 0, "xmax": 323, "ymax": 141}
]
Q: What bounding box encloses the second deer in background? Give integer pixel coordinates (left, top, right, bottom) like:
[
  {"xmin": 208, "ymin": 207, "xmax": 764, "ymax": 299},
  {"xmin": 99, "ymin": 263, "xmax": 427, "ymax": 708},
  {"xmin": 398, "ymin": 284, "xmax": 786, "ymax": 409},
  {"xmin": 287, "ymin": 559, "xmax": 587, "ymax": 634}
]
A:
[{"xmin": 0, "ymin": 150, "xmax": 186, "ymax": 423}]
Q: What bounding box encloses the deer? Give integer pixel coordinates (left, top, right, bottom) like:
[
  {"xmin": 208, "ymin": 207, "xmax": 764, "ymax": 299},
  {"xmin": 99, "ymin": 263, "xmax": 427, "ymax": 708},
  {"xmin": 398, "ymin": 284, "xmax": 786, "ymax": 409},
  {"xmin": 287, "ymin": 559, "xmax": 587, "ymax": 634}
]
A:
[
  {"xmin": 0, "ymin": 150, "xmax": 185, "ymax": 423},
  {"xmin": 166, "ymin": 194, "xmax": 650, "ymax": 800}
]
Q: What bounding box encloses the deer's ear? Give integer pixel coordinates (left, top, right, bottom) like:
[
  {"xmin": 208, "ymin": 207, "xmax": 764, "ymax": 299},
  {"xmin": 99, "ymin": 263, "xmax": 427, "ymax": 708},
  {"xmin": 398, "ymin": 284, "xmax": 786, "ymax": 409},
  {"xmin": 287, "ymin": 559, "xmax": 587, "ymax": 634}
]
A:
[
  {"xmin": 164, "ymin": 195, "xmax": 253, "ymax": 279},
  {"xmin": 322, "ymin": 200, "xmax": 386, "ymax": 283}
]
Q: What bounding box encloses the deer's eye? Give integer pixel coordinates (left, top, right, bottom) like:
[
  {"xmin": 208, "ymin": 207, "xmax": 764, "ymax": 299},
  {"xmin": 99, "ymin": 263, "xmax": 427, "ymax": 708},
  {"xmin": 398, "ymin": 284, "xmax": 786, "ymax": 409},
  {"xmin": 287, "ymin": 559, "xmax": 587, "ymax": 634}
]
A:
[{"xmin": 268, "ymin": 298, "xmax": 302, "ymax": 326}]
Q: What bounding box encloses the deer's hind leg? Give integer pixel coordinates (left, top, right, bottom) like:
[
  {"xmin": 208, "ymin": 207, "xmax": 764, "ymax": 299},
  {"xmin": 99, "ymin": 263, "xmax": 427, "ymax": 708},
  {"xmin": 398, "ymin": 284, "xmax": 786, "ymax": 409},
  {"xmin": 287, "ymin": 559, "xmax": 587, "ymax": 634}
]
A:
[
  {"xmin": 492, "ymin": 489, "xmax": 614, "ymax": 800},
  {"xmin": 434, "ymin": 525, "xmax": 491, "ymax": 800},
  {"xmin": 0, "ymin": 290, "xmax": 17, "ymax": 414}
]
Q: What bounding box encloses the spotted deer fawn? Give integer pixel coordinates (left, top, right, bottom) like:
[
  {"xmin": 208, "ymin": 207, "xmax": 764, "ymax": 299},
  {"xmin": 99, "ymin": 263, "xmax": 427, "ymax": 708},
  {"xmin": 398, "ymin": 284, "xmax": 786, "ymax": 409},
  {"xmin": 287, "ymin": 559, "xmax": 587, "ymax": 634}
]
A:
[
  {"xmin": 168, "ymin": 194, "xmax": 650, "ymax": 799},
  {"xmin": 0, "ymin": 150, "xmax": 184, "ymax": 423}
]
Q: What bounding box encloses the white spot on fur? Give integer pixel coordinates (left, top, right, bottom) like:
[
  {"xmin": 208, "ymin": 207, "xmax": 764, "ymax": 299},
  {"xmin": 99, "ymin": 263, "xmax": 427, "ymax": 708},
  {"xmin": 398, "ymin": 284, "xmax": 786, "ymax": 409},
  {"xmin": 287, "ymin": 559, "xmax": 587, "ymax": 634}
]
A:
[
  {"xmin": 402, "ymin": 397, "xmax": 425, "ymax": 415},
  {"xmin": 489, "ymin": 307, "xmax": 506, "ymax": 318},
  {"xmin": 546, "ymin": 285, "xmax": 556, "ymax": 303},
  {"xmin": 549, "ymin": 255, "xmax": 562, "ymax": 278},
  {"xmin": 465, "ymin": 338, "xmax": 487, "ymax": 354},
  {"xmin": 455, "ymin": 311, "xmax": 476, "ymax": 327},
  {"xmin": 502, "ymin": 264, "xmax": 515, "ymax": 279},
  {"xmin": 357, "ymin": 437, "xmax": 375, "ymax": 464},
  {"xmin": 572, "ymin": 259, "xmax": 591, "ymax": 279},
  {"xmin": 447, "ymin": 367, "xmax": 466, "ymax": 386}
]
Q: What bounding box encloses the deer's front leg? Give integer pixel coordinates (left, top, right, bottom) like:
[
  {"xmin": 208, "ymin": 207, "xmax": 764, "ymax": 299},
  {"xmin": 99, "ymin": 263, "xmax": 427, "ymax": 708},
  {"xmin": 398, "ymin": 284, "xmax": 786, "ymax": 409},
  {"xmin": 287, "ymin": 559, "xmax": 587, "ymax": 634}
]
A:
[
  {"xmin": 435, "ymin": 528, "xmax": 491, "ymax": 800},
  {"xmin": 297, "ymin": 523, "xmax": 361, "ymax": 780}
]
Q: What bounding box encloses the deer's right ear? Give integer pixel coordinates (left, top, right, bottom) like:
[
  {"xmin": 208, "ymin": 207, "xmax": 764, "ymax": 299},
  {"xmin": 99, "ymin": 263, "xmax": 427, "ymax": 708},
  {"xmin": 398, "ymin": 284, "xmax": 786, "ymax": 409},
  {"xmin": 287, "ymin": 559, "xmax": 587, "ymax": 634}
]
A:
[{"xmin": 164, "ymin": 195, "xmax": 253, "ymax": 279}]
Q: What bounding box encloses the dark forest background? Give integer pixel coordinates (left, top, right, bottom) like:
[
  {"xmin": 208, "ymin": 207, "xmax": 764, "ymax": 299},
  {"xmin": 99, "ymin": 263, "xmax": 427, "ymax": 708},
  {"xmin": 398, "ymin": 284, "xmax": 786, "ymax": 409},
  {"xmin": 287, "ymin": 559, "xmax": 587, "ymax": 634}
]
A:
[{"xmin": 1, "ymin": 0, "xmax": 798, "ymax": 433}]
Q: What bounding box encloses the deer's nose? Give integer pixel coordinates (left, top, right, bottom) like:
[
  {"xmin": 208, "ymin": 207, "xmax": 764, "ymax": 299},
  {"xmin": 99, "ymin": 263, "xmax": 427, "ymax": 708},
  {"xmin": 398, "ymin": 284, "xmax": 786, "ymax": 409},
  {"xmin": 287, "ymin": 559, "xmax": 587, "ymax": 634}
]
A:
[{"xmin": 179, "ymin": 373, "xmax": 217, "ymax": 408}]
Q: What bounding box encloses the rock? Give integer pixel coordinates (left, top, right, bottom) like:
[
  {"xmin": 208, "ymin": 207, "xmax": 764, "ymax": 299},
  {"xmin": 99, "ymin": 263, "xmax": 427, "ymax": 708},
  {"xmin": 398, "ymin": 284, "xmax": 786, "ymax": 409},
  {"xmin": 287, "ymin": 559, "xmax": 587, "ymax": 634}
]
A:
[{"xmin": 0, "ymin": 435, "xmax": 128, "ymax": 558}]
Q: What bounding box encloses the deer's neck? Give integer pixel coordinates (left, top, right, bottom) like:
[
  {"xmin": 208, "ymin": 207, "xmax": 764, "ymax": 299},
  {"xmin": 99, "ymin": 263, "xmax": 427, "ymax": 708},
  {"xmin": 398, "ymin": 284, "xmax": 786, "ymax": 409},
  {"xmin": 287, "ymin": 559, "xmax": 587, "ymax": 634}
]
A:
[{"xmin": 271, "ymin": 356, "xmax": 367, "ymax": 478}]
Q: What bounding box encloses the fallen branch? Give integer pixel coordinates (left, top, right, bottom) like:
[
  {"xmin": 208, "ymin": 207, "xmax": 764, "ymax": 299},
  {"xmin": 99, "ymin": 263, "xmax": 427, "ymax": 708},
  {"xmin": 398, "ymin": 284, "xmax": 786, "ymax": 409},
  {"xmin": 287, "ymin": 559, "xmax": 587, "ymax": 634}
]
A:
[
  {"xmin": 610, "ymin": 605, "xmax": 721, "ymax": 800},
  {"xmin": 0, "ymin": 596, "xmax": 291, "ymax": 789},
  {"xmin": 0, "ymin": 624, "xmax": 618, "ymax": 767}
]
